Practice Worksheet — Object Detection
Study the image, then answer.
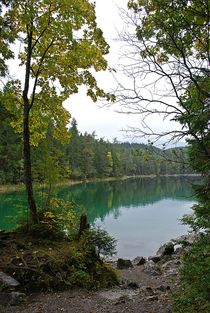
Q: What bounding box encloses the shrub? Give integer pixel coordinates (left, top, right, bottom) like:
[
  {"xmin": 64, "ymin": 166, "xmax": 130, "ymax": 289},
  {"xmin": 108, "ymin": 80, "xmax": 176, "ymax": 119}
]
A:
[
  {"xmin": 80, "ymin": 226, "xmax": 117, "ymax": 259},
  {"xmin": 173, "ymin": 234, "xmax": 210, "ymax": 313},
  {"xmin": 17, "ymin": 197, "xmax": 78, "ymax": 240}
]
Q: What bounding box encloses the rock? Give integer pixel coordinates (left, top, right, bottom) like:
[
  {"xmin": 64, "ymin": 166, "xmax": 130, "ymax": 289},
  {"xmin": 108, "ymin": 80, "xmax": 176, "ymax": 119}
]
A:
[
  {"xmin": 173, "ymin": 233, "xmax": 197, "ymax": 245},
  {"xmin": 133, "ymin": 256, "xmax": 147, "ymax": 266},
  {"xmin": 117, "ymin": 258, "xmax": 133, "ymax": 269},
  {"xmin": 143, "ymin": 260, "xmax": 160, "ymax": 275},
  {"xmin": 148, "ymin": 256, "xmax": 161, "ymax": 263},
  {"xmin": 0, "ymin": 291, "xmax": 26, "ymax": 306},
  {"xmin": 156, "ymin": 242, "xmax": 174, "ymax": 257},
  {"xmin": 174, "ymin": 247, "xmax": 183, "ymax": 254},
  {"xmin": 0, "ymin": 271, "xmax": 20, "ymax": 289}
]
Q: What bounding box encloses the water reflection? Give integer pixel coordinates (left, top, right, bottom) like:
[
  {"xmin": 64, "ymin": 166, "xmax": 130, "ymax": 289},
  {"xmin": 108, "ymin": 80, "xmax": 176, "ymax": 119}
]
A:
[
  {"xmin": 0, "ymin": 176, "xmax": 197, "ymax": 257},
  {"xmin": 57, "ymin": 176, "xmax": 196, "ymax": 258},
  {"xmin": 57, "ymin": 176, "xmax": 196, "ymax": 222}
]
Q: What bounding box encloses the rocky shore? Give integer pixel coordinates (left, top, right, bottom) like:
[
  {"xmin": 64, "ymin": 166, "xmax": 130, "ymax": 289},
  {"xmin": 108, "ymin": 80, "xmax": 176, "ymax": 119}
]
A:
[{"xmin": 0, "ymin": 233, "xmax": 196, "ymax": 313}]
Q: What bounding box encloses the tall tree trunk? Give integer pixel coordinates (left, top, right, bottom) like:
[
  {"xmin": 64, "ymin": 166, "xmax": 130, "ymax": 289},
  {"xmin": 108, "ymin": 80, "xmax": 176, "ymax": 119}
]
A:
[
  {"xmin": 22, "ymin": 27, "xmax": 38, "ymax": 225},
  {"xmin": 23, "ymin": 105, "xmax": 38, "ymax": 224}
]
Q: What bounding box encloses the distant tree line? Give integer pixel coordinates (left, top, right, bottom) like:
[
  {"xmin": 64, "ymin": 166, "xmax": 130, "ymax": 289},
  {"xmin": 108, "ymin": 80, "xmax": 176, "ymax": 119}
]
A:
[{"xmin": 0, "ymin": 113, "xmax": 192, "ymax": 185}]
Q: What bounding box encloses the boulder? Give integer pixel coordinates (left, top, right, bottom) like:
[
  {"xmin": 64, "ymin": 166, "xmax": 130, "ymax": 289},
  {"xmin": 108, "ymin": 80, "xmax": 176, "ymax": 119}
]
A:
[
  {"xmin": 156, "ymin": 242, "xmax": 174, "ymax": 257},
  {"xmin": 117, "ymin": 258, "xmax": 133, "ymax": 269},
  {"xmin": 133, "ymin": 256, "xmax": 147, "ymax": 266},
  {"xmin": 0, "ymin": 271, "xmax": 20, "ymax": 289},
  {"xmin": 143, "ymin": 260, "xmax": 160, "ymax": 275}
]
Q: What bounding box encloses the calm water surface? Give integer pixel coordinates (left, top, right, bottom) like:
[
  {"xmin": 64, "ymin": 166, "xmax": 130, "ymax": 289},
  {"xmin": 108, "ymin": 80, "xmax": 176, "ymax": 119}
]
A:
[{"xmin": 0, "ymin": 177, "xmax": 197, "ymax": 258}]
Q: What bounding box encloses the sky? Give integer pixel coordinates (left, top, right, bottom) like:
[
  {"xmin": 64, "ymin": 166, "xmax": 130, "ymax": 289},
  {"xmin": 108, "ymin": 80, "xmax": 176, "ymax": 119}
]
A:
[{"xmin": 64, "ymin": 0, "xmax": 132, "ymax": 143}]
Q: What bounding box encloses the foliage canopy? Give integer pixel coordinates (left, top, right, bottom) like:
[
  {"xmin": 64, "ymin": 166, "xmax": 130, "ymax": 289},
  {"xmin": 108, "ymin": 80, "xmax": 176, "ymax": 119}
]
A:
[{"xmin": 0, "ymin": 0, "xmax": 112, "ymax": 222}]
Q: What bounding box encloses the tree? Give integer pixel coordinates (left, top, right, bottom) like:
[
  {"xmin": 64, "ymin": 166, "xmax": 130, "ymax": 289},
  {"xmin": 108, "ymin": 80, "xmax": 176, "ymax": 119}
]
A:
[
  {"xmin": 118, "ymin": 0, "xmax": 210, "ymax": 195},
  {"xmin": 1, "ymin": 0, "xmax": 112, "ymax": 224},
  {"xmin": 117, "ymin": 0, "xmax": 210, "ymax": 222},
  {"xmin": 79, "ymin": 132, "xmax": 96, "ymax": 179},
  {"xmin": 117, "ymin": 0, "xmax": 210, "ymax": 147},
  {"xmin": 67, "ymin": 118, "xmax": 82, "ymax": 178},
  {"xmin": 118, "ymin": 1, "xmax": 210, "ymax": 311}
]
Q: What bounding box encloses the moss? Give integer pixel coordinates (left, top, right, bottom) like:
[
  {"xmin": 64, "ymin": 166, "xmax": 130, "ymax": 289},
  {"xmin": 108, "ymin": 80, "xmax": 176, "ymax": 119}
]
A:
[{"xmin": 0, "ymin": 231, "xmax": 119, "ymax": 292}]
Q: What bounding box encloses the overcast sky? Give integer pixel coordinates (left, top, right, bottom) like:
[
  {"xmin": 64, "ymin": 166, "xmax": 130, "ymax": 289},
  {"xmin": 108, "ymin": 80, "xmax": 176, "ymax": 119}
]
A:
[{"xmin": 64, "ymin": 0, "xmax": 131, "ymax": 142}]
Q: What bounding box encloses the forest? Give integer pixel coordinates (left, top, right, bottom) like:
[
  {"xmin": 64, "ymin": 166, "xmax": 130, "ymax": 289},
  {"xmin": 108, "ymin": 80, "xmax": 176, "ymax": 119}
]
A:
[{"xmin": 0, "ymin": 112, "xmax": 191, "ymax": 185}]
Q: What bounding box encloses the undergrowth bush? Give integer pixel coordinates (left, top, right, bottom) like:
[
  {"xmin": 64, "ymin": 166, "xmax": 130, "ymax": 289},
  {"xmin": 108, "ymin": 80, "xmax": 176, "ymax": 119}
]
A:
[
  {"xmin": 1, "ymin": 213, "xmax": 119, "ymax": 292},
  {"xmin": 80, "ymin": 226, "xmax": 117, "ymax": 259},
  {"xmin": 173, "ymin": 234, "xmax": 210, "ymax": 313},
  {"xmin": 17, "ymin": 197, "xmax": 79, "ymax": 240}
]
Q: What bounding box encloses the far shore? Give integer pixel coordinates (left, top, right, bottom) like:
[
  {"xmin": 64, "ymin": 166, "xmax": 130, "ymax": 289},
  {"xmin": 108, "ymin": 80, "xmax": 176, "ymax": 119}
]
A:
[{"xmin": 0, "ymin": 173, "xmax": 201, "ymax": 194}]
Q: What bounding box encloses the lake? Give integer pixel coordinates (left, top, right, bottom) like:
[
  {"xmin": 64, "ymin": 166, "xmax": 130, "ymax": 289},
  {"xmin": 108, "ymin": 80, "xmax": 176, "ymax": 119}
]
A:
[{"xmin": 0, "ymin": 176, "xmax": 197, "ymax": 258}]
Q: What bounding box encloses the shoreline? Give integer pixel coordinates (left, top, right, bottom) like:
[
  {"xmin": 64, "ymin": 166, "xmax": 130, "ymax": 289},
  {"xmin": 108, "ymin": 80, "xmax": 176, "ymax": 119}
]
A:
[{"xmin": 0, "ymin": 173, "xmax": 201, "ymax": 194}]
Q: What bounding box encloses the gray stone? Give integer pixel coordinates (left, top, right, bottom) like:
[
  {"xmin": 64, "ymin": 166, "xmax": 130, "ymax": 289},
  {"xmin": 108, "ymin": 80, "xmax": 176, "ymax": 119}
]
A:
[
  {"xmin": 174, "ymin": 247, "xmax": 183, "ymax": 254},
  {"xmin": 143, "ymin": 260, "xmax": 160, "ymax": 275},
  {"xmin": 117, "ymin": 258, "xmax": 133, "ymax": 269},
  {"xmin": 0, "ymin": 271, "xmax": 20, "ymax": 288},
  {"xmin": 133, "ymin": 256, "xmax": 147, "ymax": 266},
  {"xmin": 156, "ymin": 242, "xmax": 174, "ymax": 257}
]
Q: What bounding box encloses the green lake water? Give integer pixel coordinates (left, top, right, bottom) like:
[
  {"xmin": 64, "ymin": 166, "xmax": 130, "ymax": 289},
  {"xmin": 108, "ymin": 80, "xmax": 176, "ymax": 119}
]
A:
[{"xmin": 0, "ymin": 176, "xmax": 197, "ymax": 258}]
